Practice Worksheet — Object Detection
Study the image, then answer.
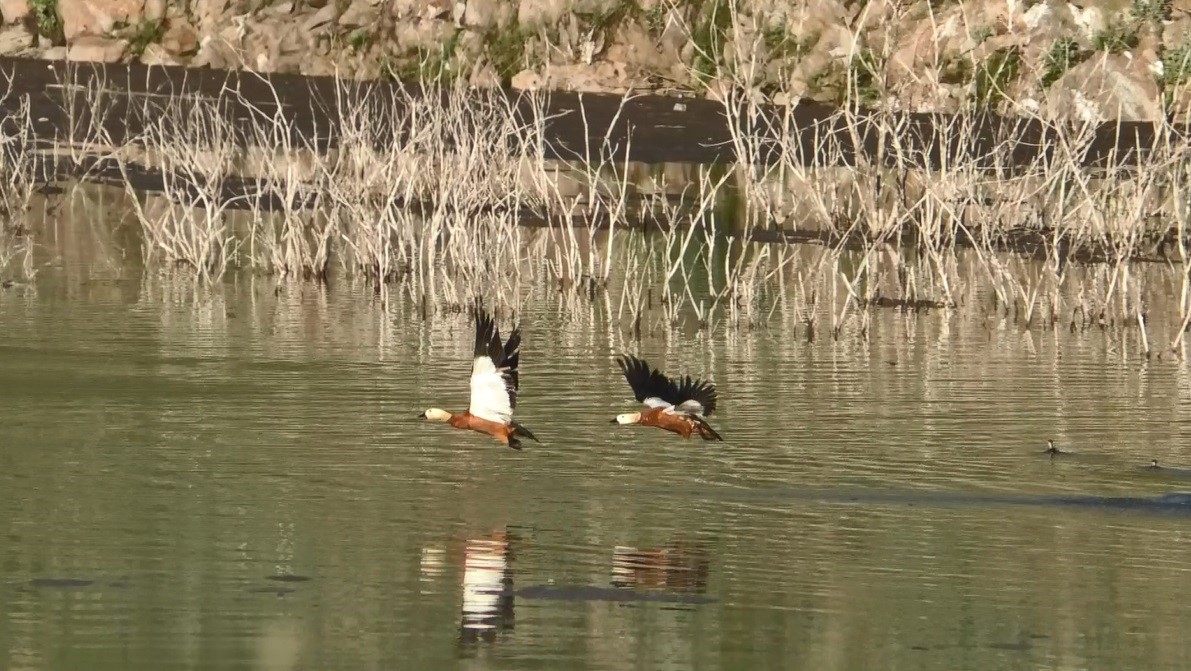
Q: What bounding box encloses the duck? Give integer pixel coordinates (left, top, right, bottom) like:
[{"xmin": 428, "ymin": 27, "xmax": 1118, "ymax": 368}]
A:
[
  {"xmin": 418, "ymin": 307, "xmax": 540, "ymax": 450},
  {"xmin": 610, "ymin": 354, "xmax": 723, "ymax": 441}
]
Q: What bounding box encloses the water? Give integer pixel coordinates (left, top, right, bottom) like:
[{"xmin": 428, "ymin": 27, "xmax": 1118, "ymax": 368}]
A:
[{"xmin": 6, "ymin": 261, "xmax": 1191, "ymax": 670}]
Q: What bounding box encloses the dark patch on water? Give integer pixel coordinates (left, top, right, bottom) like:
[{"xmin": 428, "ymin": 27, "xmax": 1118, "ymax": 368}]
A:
[
  {"xmin": 248, "ymin": 586, "xmax": 296, "ymax": 596},
  {"xmin": 512, "ymin": 585, "xmax": 714, "ymax": 605},
  {"xmin": 29, "ymin": 577, "xmax": 93, "ymax": 588},
  {"xmin": 265, "ymin": 574, "xmax": 311, "ymax": 582},
  {"xmin": 1137, "ymin": 461, "xmax": 1191, "ymax": 478},
  {"xmin": 686, "ymin": 484, "xmax": 1191, "ymax": 517}
]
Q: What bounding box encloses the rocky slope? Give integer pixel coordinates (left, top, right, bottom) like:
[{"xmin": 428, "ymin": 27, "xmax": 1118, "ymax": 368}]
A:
[{"xmin": 0, "ymin": 0, "xmax": 1188, "ymax": 123}]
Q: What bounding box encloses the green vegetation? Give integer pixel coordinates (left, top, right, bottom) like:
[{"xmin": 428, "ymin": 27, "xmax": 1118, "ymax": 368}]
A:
[
  {"xmin": 763, "ymin": 26, "xmax": 817, "ymax": 63},
  {"xmin": 691, "ymin": 0, "xmax": 732, "ymax": 85},
  {"xmin": 1092, "ymin": 18, "xmax": 1139, "ymax": 53},
  {"xmin": 1131, "ymin": 0, "xmax": 1170, "ymax": 23},
  {"xmin": 28, "ymin": 0, "xmax": 62, "ymax": 45},
  {"xmin": 486, "ymin": 22, "xmax": 537, "ymax": 85},
  {"xmin": 848, "ymin": 48, "xmax": 882, "ymax": 106},
  {"xmin": 973, "ymin": 46, "xmax": 1020, "ymax": 108},
  {"xmin": 586, "ymin": 0, "xmax": 641, "ymax": 35},
  {"xmin": 382, "ymin": 32, "xmax": 465, "ymax": 84},
  {"xmin": 349, "ymin": 29, "xmax": 371, "ymax": 53},
  {"xmin": 126, "ymin": 20, "xmax": 165, "ymax": 58},
  {"xmin": 1163, "ymin": 43, "xmax": 1191, "ymax": 88},
  {"xmin": 1041, "ymin": 36, "xmax": 1087, "ymax": 88}
]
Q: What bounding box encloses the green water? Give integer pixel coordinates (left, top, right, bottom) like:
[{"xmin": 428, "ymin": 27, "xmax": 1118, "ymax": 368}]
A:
[{"xmin": 5, "ymin": 269, "xmax": 1191, "ymax": 671}]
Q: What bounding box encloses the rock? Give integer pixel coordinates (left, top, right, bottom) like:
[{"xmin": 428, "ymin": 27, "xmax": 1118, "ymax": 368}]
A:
[
  {"xmin": 58, "ymin": 0, "xmax": 144, "ymax": 40},
  {"xmin": 1045, "ymin": 53, "xmax": 1163, "ymax": 122},
  {"xmin": 66, "ymin": 35, "xmax": 128, "ymax": 62},
  {"xmin": 510, "ymin": 68, "xmax": 541, "ymax": 89},
  {"xmin": 300, "ymin": 53, "xmax": 336, "ymax": 76},
  {"xmin": 516, "ymin": 0, "xmax": 568, "ymax": 27},
  {"xmin": 139, "ymin": 42, "xmax": 180, "ymax": 66},
  {"xmin": 161, "ymin": 21, "xmax": 197, "ymax": 56},
  {"xmin": 463, "ymin": 0, "xmax": 512, "ymax": 29},
  {"xmin": 143, "ymin": 0, "xmax": 164, "ymax": 21},
  {"xmin": 0, "ymin": 0, "xmax": 29, "ymax": 25},
  {"xmin": 301, "ymin": 3, "xmax": 337, "ymax": 31},
  {"xmin": 41, "ymin": 45, "xmax": 66, "ymax": 59},
  {"xmin": 0, "ymin": 23, "xmax": 32, "ymax": 54},
  {"xmin": 191, "ymin": 0, "xmax": 228, "ymax": 36},
  {"xmin": 1069, "ymin": 4, "xmax": 1105, "ymax": 42},
  {"xmin": 338, "ymin": 0, "xmax": 377, "ymax": 27}
]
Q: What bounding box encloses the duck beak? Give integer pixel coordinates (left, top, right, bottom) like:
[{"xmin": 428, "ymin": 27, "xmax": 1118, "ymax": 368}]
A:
[
  {"xmin": 417, "ymin": 412, "xmax": 427, "ymax": 419},
  {"xmin": 609, "ymin": 418, "xmax": 618, "ymax": 424}
]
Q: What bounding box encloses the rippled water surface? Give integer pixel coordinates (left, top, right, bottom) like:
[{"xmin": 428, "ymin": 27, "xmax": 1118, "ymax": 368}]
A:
[{"xmin": 6, "ymin": 266, "xmax": 1191, "ymax": 670}]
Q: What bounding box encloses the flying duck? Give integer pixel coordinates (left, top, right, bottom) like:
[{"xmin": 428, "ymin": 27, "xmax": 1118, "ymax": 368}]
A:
[
  {"xmin": 611, "ymin": 354, "xmax": 723, "ymax": 441},
  {"xmin": 419, "ymin": 307, "xmax": 539, "ymax": 449}
]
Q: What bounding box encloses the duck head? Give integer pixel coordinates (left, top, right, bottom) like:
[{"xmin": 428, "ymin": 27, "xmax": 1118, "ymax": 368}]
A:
[
  {"xmin": 611, "ymin": 412, "xmax": 642, "ymax": 425},
  {"xmin": 419, "ymin": 408, "xmax": 452, "ymax": 422}
]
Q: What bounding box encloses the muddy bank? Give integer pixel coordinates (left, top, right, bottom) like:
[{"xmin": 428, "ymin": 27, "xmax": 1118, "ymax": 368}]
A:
[{"xmin": 1, "ymin": 56, "xmax": 1187, "ymax": 169}]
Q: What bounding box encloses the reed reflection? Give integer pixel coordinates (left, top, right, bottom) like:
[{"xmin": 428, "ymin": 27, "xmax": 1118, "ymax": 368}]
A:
[
  {"xmin": 457, "ymin": 529, "xmax": 516, "ymax": 651},
  {"xmin": 611, "ymin": 537, "xmax": 710, "ymax": 595}
]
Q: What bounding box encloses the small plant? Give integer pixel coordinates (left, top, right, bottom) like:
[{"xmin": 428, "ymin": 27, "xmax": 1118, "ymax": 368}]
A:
[
  {"xmin": 1162, "ymin": 43, "xmax": 1191, "ymax": 87},
  {"xmin": 1093, "ymin": 18, "xmax": 1139, "ymax": 53},
  {"xmin": 1042, "ymin": 36, "xmax": 1086, "ymax": 88},
  {"xmin": 848, "ymin": 48, "xmax": 882, "ymax": 105},
  {"xmin": 28, "ymin": 0, "xmax": 62, "ymax": 45},
  {"xmin": 973, "ymin": 45, "xmax": 1020, "ymax": 108},
  {"xmin": 349, "ymin": 29, "xmax": 371, "ymax": 52},
  {"xmin": 763, "ymin": 26, "xmax": 816, "ymax": 62},
  {"xmin": 126, "ymin": 19, "xmax": 164, "ymax": 58},
  {"xmin": 1131, "ymin": 0, "xmax": 1170, "ymax": 23},
  {"xmin": 691, "ymin": 0, "xmax": 731, "ymax": 84},
  {"xmin": 970, "ymin": 25, "xmax": 993, "ymax": 44},
  {"xmin": 384, "ymin": 32, "xmax": 464, "ymax": 84},
  {"xmin": 487, "ymin": 22, "xmax": 536, "ymax": 84}
]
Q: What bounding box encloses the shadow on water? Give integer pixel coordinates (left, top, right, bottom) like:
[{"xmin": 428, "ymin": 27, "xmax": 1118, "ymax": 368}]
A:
[{"xmin": 685, "ymin": 484, "xmax": 1191, "ymax": 518}]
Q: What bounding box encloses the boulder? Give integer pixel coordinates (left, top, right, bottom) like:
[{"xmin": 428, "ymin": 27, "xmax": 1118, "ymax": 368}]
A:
[
  {"xmin": 301, "ymin": 3, "xmax": 338, "ymax": 32},
  {"xmin": 0, "ymin": 22, "xmax": 32, "ymax": 53},
  {"xmin": 0, "ymin": 0, "xmax": 29, "ymax": 25},
  {"xmin": 510, "ymin": 68, "xmax": 541, "ymax": 89},
  {"xmin": 66, "ymin": 35, "xmax": 128, "ymax": 62},
  {"xmin": 338, "ymin": 0, "xmax": 377, "ymax": 28},
  {"xmin": 143, "ymin": 0, "xmax": 164, "ymax": 22},
  {"xmin": 139, "ymin": 42, "xmax": 180, "ymax": 66},
  {"xmin": 1045, "ymin": 53, "xmax": 1163, "ymax": 122},
  {"xmin": 464, "ymin": 0, "xmax": 514, "ymax": 29},
  {"xmin": 58, "ymin": 0, "xmax": 144, "ymax": 40},
  {"xmin": 518, "ymin": 0, "xmax": 619, "ymax": 28},
  {"xmin": 161, "ymin": 21, "xmax": 198, "ymax": 56}
]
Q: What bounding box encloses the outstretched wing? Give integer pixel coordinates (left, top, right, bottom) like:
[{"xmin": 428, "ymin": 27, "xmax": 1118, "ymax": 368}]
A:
[
  {"xmin": 615, "ymin": 355, "xmax": 717, "ymax": 417},
  {"xmin": 469, "ymin": 308, "xmax": 521, "ymax": 425}
]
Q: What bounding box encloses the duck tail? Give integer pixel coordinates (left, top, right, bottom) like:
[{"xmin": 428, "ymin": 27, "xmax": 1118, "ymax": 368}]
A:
[
  {"xmin": 697, "ymin": 420, "xmax": 723, "ymax": 442},
  {"xmin": 511, "ymin": 421, "xmax": 539, "ymax": 443}
]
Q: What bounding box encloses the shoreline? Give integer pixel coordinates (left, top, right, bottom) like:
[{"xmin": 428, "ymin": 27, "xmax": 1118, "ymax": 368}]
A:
[{"xmin": 0, "ymin": 55, "xmax": 1186, "ymax": 170}]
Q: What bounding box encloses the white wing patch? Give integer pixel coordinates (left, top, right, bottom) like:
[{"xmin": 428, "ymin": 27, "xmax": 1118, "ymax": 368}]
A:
[
  {"xmin": 643, "ymin": 397, "xmax": 672, "ymax": 409},
  {"xmin": 672, "ymin": 399, "xmax": 706, "ymax": 415},
  {"xmin": 469, "ymin": 356, "xmax": 513, "ymax": 424}
]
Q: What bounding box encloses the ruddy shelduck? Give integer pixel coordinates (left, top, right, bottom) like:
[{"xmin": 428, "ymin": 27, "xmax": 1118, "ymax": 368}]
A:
[
  {"xmin": 419, "ymin": 307, "xmax": 540, "ymax": 449},
  {"xmin": 611, "ymin": 354, "xmax": 723, "ymax": 441}
]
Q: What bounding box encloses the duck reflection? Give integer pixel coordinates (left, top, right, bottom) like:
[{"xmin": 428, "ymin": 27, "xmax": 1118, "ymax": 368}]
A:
[
  {"xmin": 458, "ymin": 529, "xmax": 516, "ymax": 649},
  {"xmin": 611, "ymin": 537, "xmax": 710, "ymax": 594}
]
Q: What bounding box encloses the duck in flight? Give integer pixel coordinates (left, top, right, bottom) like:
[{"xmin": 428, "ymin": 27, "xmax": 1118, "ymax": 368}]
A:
[
  {"xmin": 418, "ymin": 307, "xmax": 539, "ymax": 450},
  {"xmin": 611, "ymin": 355, "xmax": 723, "ymax": 441}
]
